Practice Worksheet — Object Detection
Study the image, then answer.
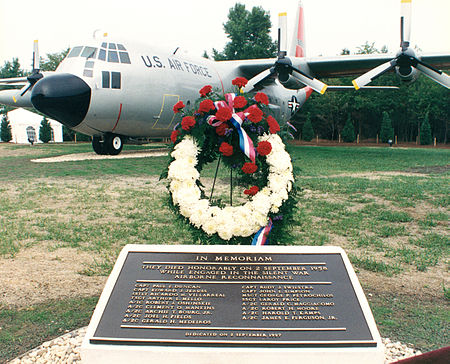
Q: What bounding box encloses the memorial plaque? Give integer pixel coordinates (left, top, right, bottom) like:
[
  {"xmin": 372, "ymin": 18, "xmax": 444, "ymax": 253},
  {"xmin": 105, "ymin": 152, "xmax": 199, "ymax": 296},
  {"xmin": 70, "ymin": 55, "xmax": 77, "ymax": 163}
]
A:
[{"xmin": 82, "ymin": 245, "xmax": 384, "ymax": 363}]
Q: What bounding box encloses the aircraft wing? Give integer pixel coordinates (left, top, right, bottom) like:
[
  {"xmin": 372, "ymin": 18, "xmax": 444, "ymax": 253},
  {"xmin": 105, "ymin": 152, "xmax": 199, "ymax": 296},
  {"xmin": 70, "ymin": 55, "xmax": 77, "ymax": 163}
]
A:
[
  {"xmin": 304, "ymin": 53, "xmax": 450, "ymax": 79},
  {"xmin": 228, "ymin": 53, "xmax": 450, "ymax": 81},
  {"xmin": 0, "ymin": 76, "xmax": 28, "ymax": 86}
]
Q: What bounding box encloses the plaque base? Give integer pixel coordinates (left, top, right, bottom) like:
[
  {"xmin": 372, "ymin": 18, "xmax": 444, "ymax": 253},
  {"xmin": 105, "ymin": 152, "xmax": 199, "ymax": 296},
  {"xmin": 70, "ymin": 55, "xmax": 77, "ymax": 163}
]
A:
[{"xmin": 81, "ymin": 244, "xmax": 384, "ymax": 364}]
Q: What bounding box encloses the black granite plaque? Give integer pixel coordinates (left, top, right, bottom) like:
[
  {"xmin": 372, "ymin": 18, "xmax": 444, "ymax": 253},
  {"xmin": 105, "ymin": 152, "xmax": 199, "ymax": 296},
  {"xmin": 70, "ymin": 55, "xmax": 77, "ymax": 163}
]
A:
[{"xmin": 91, "ymin": 250, "xmax": 376, "ymax": 347}]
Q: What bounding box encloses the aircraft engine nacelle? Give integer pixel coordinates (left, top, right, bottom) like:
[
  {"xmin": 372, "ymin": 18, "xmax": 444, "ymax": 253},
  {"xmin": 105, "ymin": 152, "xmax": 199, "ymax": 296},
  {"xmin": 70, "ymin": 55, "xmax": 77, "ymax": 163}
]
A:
[
  {"xmin": 395, "ymin": 65, "xmax": 419, "ymax": 84},
  {"xmin": 394, "ymin": 48, "xmax": 419, "ymax": 84},
  {"xmin": 279, "ymin": 74, "xmax": 305, "ymax": 90}
]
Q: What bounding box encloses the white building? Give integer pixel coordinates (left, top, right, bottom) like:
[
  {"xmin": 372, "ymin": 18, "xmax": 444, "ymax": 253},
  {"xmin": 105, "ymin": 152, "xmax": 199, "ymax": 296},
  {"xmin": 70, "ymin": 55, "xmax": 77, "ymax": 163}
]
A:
[{"xmin": 5, "ymin": 108, "xmax": 63, "ymax": 144}]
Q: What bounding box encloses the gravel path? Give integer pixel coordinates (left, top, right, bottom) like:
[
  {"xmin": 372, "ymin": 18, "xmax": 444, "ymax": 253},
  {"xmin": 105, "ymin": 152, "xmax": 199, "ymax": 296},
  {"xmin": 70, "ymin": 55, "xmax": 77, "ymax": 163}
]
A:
[{"xmin": 8, "ymin": 327, "xmax": 422, "ymax": 364}]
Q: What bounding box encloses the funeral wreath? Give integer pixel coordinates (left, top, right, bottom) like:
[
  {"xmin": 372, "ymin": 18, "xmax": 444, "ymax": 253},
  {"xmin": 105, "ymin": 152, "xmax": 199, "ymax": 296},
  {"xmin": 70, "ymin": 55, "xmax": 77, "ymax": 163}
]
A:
[{"xmin": 163, "ymin": 77, "xmax": 298, "ymax": 245}]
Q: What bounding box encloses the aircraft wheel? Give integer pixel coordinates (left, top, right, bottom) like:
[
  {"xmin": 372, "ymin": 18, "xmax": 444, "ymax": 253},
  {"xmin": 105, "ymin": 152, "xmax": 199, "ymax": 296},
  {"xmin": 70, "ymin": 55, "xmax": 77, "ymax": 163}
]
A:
[
  {"xmin": 105, "ymin": 133, "xmax": 123, "ymax": 155},
  {"xmin": 92, "ymin": 136, "xmax": 107, "ymax": 155}
]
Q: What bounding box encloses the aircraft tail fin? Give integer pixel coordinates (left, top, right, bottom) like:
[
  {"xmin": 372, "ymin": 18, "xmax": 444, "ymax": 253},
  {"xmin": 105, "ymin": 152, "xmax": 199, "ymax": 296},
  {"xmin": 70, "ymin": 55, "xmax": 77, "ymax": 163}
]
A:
[{"xmin": 289, "ymin": 0, "xmax": 306, "ymax": 57}]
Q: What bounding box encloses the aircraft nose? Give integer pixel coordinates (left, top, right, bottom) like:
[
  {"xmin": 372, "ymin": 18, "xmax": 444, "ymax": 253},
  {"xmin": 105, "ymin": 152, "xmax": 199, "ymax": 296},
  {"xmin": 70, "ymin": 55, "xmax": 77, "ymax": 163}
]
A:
[{"xmin": 31, "ymin": 73, "xmax": 91, "ymax": 128}]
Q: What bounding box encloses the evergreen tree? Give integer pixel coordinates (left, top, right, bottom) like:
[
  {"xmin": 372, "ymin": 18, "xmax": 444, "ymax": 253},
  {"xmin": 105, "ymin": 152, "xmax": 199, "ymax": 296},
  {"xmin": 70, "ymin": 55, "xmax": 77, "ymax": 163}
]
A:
[
  {"xmin": 302, "ymin": 113, "xmax": 314, "ymax": 141},
  {"xmin": 39, "ymin": 117, "xmax": 52, "ymax": 143},
  {"xmin": 420, "ymin": 112, "xmax": 432, "ymax": 145},
  {"xmin": 341, "ymin": 114, "xmax": 355, "ymax": 142},
  {"xmin": 213, "ymin": 3, "xmax": 277, "ymax": 60},
  {"xmin": 0, "ymin": 114, "xmax": 12, "ymax": 142},
  {"xmin": 380, "ymin": 111, "xmax": 394, "ymax": 143}
]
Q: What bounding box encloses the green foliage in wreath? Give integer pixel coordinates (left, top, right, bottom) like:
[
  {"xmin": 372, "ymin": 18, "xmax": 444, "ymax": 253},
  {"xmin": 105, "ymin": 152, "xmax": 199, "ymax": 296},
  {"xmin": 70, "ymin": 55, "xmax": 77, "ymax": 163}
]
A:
[{"xmin": 161, "ymin": 78, "xmax": 298, "ymax": 245}]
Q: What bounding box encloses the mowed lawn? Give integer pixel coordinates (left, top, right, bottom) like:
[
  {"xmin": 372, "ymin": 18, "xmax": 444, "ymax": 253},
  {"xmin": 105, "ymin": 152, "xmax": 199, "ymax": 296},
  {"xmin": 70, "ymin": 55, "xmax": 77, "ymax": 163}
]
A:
[{"xmin": 0, "ymin": 142, "xmax": 448, "ymax": 362}]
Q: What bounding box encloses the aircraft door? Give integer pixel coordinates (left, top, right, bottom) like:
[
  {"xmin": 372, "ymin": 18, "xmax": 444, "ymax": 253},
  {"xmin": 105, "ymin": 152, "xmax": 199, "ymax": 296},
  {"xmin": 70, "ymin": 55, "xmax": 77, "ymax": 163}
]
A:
[{"xmin": 151, "ymin": 94, "xmax": 180, "ymax": 130}]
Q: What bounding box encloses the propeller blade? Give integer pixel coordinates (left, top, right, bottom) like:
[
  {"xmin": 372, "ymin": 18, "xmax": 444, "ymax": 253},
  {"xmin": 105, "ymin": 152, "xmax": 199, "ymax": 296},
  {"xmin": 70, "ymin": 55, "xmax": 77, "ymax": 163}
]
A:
[
  {"xmin": 400, "ymin": 0, "xmax": 412, "ymax": 50},
  {"xmin": 289, "ymin": 69, "xmax": 327, "ymax": 94},
  {"xmin": 278, "ymin": 12, "xmax": 288, "ymax": 57},
  {"xmin": 33, "ymin": 40, "xmax": 40, "ymax": 71},
  {"xmin": 415, "ymin": 63, "xmax": 450, "ymax": 89},
  {"xmin": 19, "ymin": 40, "xmax": 44, "ymax": 96},
  {"xmin": 20, "ymin": 84, "xmax": 33, "ymax": 97},
  {"xmin": 352, "ymin": 61, "xmax": 396, "ymax": 89},
  {"xmin": 246, "ymin": 68, "xmax": 276, "ymax": 91}
]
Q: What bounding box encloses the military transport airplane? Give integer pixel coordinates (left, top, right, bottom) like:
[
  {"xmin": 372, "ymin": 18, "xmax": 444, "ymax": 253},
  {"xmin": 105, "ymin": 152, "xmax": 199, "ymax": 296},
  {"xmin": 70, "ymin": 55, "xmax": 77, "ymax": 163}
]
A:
[{"xmin": 0, "ymin": 0, "xmax": 449, "ymax": 155}]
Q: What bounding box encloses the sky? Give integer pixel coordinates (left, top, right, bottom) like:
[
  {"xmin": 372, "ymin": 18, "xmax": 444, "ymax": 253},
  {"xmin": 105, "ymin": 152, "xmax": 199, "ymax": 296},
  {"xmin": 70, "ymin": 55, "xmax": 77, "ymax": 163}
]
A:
[{"xmin": 1, "ymin": 0, "xmax": 449, "ymax": 70}]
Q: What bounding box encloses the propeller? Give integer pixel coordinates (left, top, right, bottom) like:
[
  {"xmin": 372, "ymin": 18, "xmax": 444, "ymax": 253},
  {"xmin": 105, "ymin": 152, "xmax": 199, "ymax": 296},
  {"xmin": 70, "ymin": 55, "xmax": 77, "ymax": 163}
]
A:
[
  {"xmin": 353, "ymin": 0, "xmax": 450, "ymax": 90},
  {"xmin": 20, "ymin": 40, "xmax": 43, "ymax": 96},
  {"xmin": 251, "ymin": 12, "xmax": 328, "ymax": 94}
]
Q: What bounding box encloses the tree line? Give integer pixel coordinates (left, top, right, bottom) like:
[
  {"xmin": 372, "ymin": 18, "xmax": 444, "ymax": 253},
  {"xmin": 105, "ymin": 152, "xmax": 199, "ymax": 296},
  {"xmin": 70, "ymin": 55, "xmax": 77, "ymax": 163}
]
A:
[{"xmin": 293, "ymin": 72, "xmax": 448, "ymax": 144}]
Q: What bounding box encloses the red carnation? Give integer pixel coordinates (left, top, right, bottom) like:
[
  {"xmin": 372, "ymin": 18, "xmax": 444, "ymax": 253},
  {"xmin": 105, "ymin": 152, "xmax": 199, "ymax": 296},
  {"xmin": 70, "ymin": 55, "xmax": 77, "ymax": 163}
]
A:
[
  {"xmin": 232, "ymin": 77, "xmax": 248, "ymax": 89},
  {"xmin": 267, "ymin": 115, "xmax": 280, "ymax": 134},
  {"xmin": 254, "ymin": 92, "xmax": 269, "ymax": 105},
  {"xmin": 216, "ymin": 106, "xmax": 233, "ymax": 122},
  {"xmin": 215, "ymin": 122, "xmax": 229, "ymax": 136},
  {"xmin": 233, "ymin": 95, "xmax": 247, "ymax": 109},
  {"xmin": 245, "ymin": 105, "xmax": 263, "ymax": 123},
  {"xmin": 173, "ymin": 100, "xmax": 185, "ymax": 114},
  {"xmin": 242, "ymin": 162, "xmax": 258, "ymax": 174},
  {"xmin": 181, "ymin": 116, "xmax": 196, "ymax": 131},
  {"xmin": 256, "ymin": 140, "xmax": 272, "ymax": 156},
  {"xmin": 170, "ymin": 130, "xmax": 179, "ymax": 143},
  {"xmin": 198, "ymin": 99, "xmax": 215, "ymax": 113},
  {"xmin": 199, "ymin": 85, "xmax": 212, "ymax": 97},
  {"xmin": 219, "ymin": 142, "xmax": 233, "ymax": 157},
  {"xmin": 244, "ymin": 186, "xmax": 259, "ymax": 196}
]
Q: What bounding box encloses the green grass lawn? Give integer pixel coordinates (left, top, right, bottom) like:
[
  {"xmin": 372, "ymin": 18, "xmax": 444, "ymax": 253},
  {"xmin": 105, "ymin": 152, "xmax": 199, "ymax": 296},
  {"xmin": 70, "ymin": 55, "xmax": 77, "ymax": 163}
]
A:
[{"xmin": 0, "ymin": 142, "xmax": 448, "ymax": 362}]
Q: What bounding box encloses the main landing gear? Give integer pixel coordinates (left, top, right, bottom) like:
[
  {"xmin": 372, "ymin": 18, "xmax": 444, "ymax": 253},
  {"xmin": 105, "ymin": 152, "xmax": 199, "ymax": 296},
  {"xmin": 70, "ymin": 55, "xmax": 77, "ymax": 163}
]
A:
[{"xmin": 92, "ymin": 133, "xmax": 124, "ymax": 155}]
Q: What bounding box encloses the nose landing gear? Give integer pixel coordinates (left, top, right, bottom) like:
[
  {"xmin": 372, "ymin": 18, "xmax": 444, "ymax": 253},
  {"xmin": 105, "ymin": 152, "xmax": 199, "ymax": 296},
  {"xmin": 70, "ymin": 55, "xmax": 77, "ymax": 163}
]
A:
[{"xmin": 92, "ymin": 133, "xmax": 124, "ymax": 155}]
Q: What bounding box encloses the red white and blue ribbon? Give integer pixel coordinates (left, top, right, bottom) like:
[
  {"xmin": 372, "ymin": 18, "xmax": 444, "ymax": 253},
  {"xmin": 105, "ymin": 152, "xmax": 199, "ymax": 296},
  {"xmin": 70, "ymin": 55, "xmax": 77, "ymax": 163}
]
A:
[
  {"xmin": 207, "ymin": 93, "xmax": 255, "ymax": 163},
  {"xmin": 252, "ymin": 218, "xmax": 273, "ymax": 246}
]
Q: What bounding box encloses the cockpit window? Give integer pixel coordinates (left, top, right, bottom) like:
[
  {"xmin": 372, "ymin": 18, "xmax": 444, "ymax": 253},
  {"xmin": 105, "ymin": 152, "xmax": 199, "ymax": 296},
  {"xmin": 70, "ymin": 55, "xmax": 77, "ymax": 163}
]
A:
[
  {"xmin": 81, "ymin": 47, "xmax": 98, "ymax": 59},
  {"xmin": 119, "ymin": 52, "xmax": 131, "ymax": 64},
  {"xmin": 68, "ymin": 46, "xmax": 83, "ymax": 57},
  {"xmin": 95, "ymin": 43, "xmax": 131, "ymax": 64},
  {"xmin": 108, "ymin": 51, "xmax": 119, "ymax": 63},
  {"xmin": 98, "ymin": 48, "xmax": 106, "ymax": 61}
]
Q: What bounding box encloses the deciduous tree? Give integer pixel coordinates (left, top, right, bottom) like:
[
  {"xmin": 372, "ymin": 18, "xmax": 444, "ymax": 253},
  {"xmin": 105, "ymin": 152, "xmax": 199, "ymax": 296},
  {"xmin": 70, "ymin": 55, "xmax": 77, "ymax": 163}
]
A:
[{"xmin": 213, "ymin": 3, "xmax": 276, "ymax": 60}]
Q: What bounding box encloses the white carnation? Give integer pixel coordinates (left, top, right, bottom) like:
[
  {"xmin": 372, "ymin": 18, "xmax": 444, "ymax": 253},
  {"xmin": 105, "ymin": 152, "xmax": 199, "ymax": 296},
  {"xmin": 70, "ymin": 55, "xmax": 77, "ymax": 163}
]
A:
[{"xmin": 167, "ymin": 131, "xmax": 294, "ymax": 239}]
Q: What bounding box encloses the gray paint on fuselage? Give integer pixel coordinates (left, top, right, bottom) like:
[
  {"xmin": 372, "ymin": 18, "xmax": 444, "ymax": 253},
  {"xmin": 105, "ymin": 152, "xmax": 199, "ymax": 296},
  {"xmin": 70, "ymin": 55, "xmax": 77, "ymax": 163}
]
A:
[{"xmin": 60, "ymin": 41, "xmax": 307, "ymax": 138}]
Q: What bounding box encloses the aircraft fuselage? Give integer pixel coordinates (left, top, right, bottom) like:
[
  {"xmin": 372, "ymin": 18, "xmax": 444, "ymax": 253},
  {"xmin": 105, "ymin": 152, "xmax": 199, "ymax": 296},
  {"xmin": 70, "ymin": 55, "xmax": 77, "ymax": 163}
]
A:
[{"xmin": 49, "ymin": 40, "xmax": 302, "ymax": 139}]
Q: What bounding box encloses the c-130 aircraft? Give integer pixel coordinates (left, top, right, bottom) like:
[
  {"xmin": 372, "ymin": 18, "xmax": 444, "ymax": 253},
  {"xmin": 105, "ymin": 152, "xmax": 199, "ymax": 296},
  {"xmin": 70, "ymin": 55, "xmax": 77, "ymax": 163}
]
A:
[{"xmin": 0, "ymin": 0, "xmax": 449, "ymax": 155}]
